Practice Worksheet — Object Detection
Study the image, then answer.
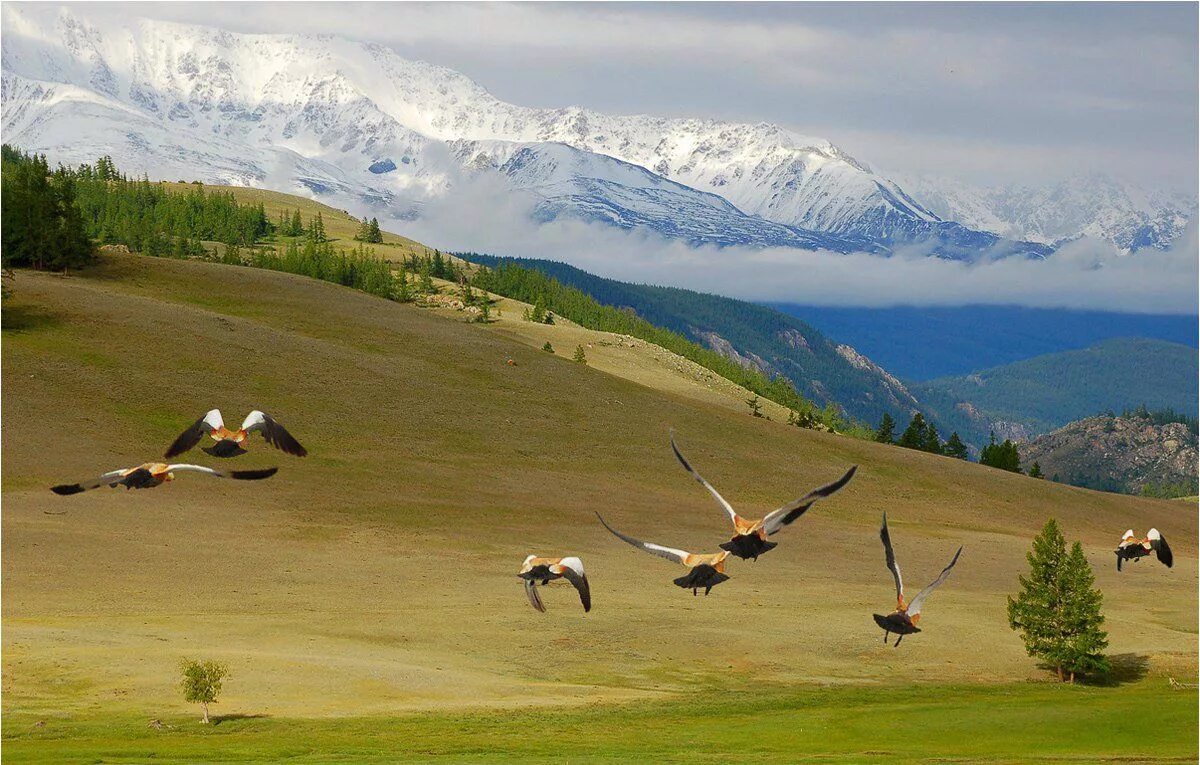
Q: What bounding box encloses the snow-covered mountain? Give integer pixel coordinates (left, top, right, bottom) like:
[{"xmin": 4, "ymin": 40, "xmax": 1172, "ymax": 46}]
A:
[
  {"xmin": 0, "ymin": 5, "xmax": 1131, "ymax": 259},
  {"xmin": 905, "ymin": 174, "xmax": 1195, "ymax": 252}
]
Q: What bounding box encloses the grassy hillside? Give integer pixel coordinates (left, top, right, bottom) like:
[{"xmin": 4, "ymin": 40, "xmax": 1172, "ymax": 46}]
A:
[
  {"xmin": 462, "ymin": 254, "xmax": 920, "ymax": 430},
  {"xmin": 160, "ymin": 181, "xmax": 432, "ymax": 260},
  {"xmin": 914, "ymin": 337, "xmax": 1199, "ymax": 442},
  {"xmin": 3, "ymin": 255, "xmax": 1196, "ymax": 761}
]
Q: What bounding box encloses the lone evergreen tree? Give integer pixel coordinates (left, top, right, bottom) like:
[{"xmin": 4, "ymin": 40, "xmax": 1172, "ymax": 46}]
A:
[
  {"xmin": 897, "ymin": 413, "xmax": 929, "ymax": 450},
  {"xmin": 1028, "ymin": 461, "xmax": 1045, "ymax": 479},
  {"xmin": 875, "ymin": 413, "xmax": 896, "ymax": 443},
  {"xmin": 747, "ymin": 395, "xmax": 763, "ymax": 417},
  {"xmin": 180, "ymin": 659, "xmax": 229, "ymax": 724},
  {"xmin": 572, "ymin": 344, "xmax": 587, "ymax": 364},
  {"xmin": 942, "ymin": 431, "xmax": 970, "ymax": 460},
  {"xmin": 1007, "ymin": 519, "xmax": 1109, "ymax": 683},
  {"xmin": 542, "ymin": 341, "xmax": 554, "ymax": 353},
  {"xmin": 367, "ymin": 217, "xmax": 383, "ymax": 243}
]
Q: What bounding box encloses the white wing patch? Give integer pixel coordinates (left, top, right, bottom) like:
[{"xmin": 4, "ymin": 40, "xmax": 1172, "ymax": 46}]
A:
[
  {"xmin": 240, "ymin": 410, "xmax": 268, "ymax": 432},
  {"xmin": 202, "ymin": 409, "xmax": 224, "ymax": 431},
  {"xmin": 557, "ymin": 556, "xmax": 586, "ymax": 577},
  {"xmin": 166, "ymin": 464, "xmax": 222, "ymax": 476}
]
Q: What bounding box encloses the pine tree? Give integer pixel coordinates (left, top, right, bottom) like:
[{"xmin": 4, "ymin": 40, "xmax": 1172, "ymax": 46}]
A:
[
  {"xmin": 367, "ymin": 217, "xmax": 383, "ymax": 243},
  {"xmin": 542, "ymin": 341, "xmax": 554, "ymax": 353},
  {"xmin": 354, "ymin": 217, "xmax": 372, "ymax": 242},
  {"xmin": 290, "ymin": 209, "xmax": 303, "ymax": 237},
  {"xmin": 572, "ymin": 344, "xmax": 587, "ymax": 364},
  {"xmin": 875, "ymin": 413, "xmax": 896, "ymax": 443},
  {"xmin": 1057, "ymin": 542, "xmax": 1110, "ymax": 681},
  {"xmin": 1028, "ymin": 462, "xmax": 1045, "ymax": 479},
  {"xmin": 308, "ymin": 212, "xmax": 327, "ymax": 243},
  {"xmin": 1007, "ymin": 519, "xmax": 1109, "ymax": 682},
  {"xmin": 981, "ymin": 433, "xmax": 1023, "ymax": 473},
  {"xmin": 943, "ymin": 432, "xmax": 970, "ymax": 460},
  {"xmin": 896, "ymin": 413, "xmax": 928, "ymax": 450},
  {"xmin": 922, "ymin": 423, "xmax": 943, "ymax": 454},
  {"xmin": 747, "ymin": 395, "xmax": 763, "ymax": 417}
]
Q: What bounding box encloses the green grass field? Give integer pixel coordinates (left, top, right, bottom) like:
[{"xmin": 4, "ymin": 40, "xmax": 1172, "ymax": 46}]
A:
[
  {"xmin": 3, "ymin": 252, "xmax": 1196, "ymax": 762},
  {"xmin": 4, "ymin": 682, "xmax": 1195, "ymax": 763}
]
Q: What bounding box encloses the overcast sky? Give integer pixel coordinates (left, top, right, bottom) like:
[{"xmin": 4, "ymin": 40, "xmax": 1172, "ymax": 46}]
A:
[{"xmin": 105, "ymin": 1, "xmax": 1197, "ymax": 190}]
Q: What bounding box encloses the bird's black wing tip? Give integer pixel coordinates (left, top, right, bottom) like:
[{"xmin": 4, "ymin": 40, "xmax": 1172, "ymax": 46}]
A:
[
  {"xmin": 51, "ymin": 484, "xmax": 85, "ymax": 496},
  {"xmin": 230, "ymin": 467, "xmax": 279, "ymax": 481}
]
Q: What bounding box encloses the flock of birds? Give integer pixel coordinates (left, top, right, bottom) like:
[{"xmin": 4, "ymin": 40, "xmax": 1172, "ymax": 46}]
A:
[
  {"xmin": 49, "ymin": 415, "xmax": 1173, "ymax": 649},
  {"xmin": 524, "ymin": 431, "xmax": 965, "ymax": 647}
]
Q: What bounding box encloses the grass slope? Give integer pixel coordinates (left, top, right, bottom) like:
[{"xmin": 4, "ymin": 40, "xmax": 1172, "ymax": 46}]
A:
[
  {"xmin": 3, "ymin": 255, "xmax": 1196, "ymax": 761},
  {"xmin": 914, "ymin": 337, "xmax": 1199, "ymax": 439},
  {"xmin": 462, "ymin": 255, "xmax": 919, "ymax": 429},
  {"xmin": 160, "ymin": 182, "xmax": 432, "ymax": 260}
]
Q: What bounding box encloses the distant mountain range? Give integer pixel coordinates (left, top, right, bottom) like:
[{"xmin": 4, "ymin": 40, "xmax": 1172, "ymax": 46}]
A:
[
  {"xmin": 6, "ymin": 5, "xmax": 1189, "ymax": 261},
  {"xmin": 912, "ymin": 337, "xmax": 1199, "ymax": 444},
  {"xmin": 904, "ymin": 174, "xmax": 1196, "ymax": 252},
  {"xmin": 773, "ymin": 305, "xmax": 1198, "ymax": 381}
]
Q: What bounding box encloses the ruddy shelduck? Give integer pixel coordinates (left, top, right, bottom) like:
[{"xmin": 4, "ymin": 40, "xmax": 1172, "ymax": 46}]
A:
[
  {"xmin": 670, "ymin": 431, "xmax": 856, "ymax": 561},
  {"xmin": 52, "ymin": 463, "xmax": 278, "ymax": 494},
  {"xmin": 873, "ymin": 513, "xmax": 962, "ymax": 647},
  {"xmin": 165, "ymin": 409, "xmax": 307, "ymax": 458},
  {"xmin": 596, "ymin": 513, "xmax": 731, "ymax": 595},
  {"xmin": 518, "ymin": 555, "xmax": 591, "ymax": 612},
  {"xmin": 1115, "ymin": 528, "xmax": 1173, "ymax": 571}
]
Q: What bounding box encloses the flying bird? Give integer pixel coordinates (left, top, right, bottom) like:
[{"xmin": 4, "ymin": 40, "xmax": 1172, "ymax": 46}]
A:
[
  {"xmin": 51, "ymin": 463, "xmax": 278, "ymax": 495},
  {"xmin": 518, "ymin": 555, "xmax": 591, "ymax": 613},
  {"xmin": 165, "ymin": 409, "xmax": 307, "ymax": 458},
  {"xmin": 596, "ymin": 513, "xmax": 731, "ymax": 595},
  {"xmin": 670, "ymin": 431, "xmax": 856, "ymax": 561},
  {"xmin": 873, "ymin": 513, "xmax": 962, "ymax": 647},
  {"xmin": 1115, "ymin": 528, "xmax": 1173, "ymax": 571}
]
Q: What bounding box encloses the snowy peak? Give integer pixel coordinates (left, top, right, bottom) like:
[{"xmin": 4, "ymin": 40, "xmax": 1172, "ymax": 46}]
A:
[
  {"xmin": 1, "ymin": 5, "xmax": 1174, "ymax": 257},
  {"xmin": 906, "ymin": 173, "xmax": 1196, "ymax": 251}
]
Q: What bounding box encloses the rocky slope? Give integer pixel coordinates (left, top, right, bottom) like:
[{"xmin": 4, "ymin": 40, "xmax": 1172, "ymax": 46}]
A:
[{"xmin": 1020, "ymin": 414, "xmax": 1198, "ymax": 495}]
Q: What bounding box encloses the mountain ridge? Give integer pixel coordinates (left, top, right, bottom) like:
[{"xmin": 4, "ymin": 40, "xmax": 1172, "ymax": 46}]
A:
[{"xmin": 1, "ymin": 4, "xmax": 1064, "ymax": 259}]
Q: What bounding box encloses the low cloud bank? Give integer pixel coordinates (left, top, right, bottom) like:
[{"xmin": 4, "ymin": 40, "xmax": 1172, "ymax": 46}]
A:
[{"xmin": 390, "ymin": 181, "xmax": 1198, "ymax": 315}]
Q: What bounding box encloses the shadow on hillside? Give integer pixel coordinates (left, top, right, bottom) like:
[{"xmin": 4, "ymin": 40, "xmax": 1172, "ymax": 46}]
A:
[
  {"xmin": 211, "ymin": 713, "xmax": 271, "ymax": 726},
  {"xmin": 1, "ymin": 303, "xmax": 60, "ymax": 333},
  {"xmin": 1090, "ymin": 653, "xmax": 1151, "ymax": 687}
]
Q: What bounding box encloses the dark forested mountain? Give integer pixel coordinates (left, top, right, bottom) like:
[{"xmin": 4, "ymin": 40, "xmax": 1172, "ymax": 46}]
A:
[
  {"xmin": 912, "ymin": 338, "xmax": 1198, "ymax": 445},
  {"xmin": 461, "ymin": 254, "xmax": 923, "ymax": 429},
  {"xmin": 771, "ymin": 304, "xmax": 1198, "ymax": 381}
]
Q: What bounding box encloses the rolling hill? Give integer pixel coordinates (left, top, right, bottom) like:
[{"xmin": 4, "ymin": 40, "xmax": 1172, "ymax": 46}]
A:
[
  {"xmin": 462, "ymin": 254, "xmax": 921, "ymax": 429},
  {"xmin": 913, "ymin": 337, "xmax": 1199, "ymax": 443},
  {"xmin": 2, "ymin": 252, "xmax": 1195, "ymax": 761}
]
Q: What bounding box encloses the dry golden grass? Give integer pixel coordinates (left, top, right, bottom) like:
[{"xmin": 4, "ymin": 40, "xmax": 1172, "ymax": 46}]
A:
[{"xmin": 2, "ymin": 254, "xmax": 1195, "ymax": 729}]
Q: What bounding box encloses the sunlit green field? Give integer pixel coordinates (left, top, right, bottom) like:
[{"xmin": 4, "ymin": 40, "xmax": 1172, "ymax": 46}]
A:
[
  {"xmin": 3, "ymin": 252, "xmax": 1195, "ymax": 762},
  {"xmin": 5, "ymin": 682, "xmax": 1196, "ymax": 764}
]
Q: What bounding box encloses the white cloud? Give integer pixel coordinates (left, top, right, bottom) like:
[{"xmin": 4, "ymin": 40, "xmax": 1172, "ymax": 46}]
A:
[
  {"xmin": 107, "ymin": 1, "xmax": 1198, "ymax": 190},
  {"xmin": 392, "ymin": 178, "xmax": 1198, "ymax": 314}
]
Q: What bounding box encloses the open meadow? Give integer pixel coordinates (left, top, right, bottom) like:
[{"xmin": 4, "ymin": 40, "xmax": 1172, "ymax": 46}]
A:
[{"xmin": 2, "ymin": 254, "xmax": 1196, "ymax": 762}]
